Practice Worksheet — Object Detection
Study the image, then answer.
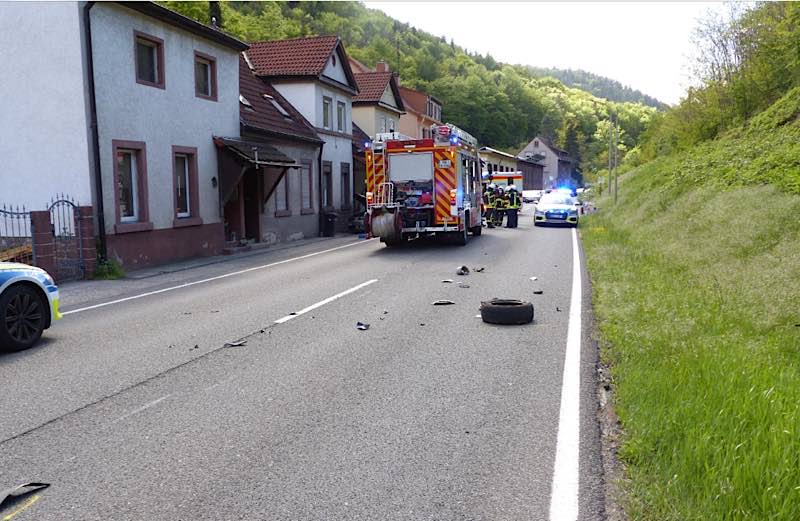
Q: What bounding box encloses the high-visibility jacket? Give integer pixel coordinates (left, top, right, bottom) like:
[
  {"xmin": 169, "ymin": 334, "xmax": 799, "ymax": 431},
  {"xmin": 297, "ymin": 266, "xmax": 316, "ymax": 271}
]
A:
[
  {"xmin": 507, "ymin": 191, "xmax": 520, "ymax": 209},
  {"xmin": 495, "ymin": 195, "xmax": 507, "ymax": 209},
  {"xmin": 484, "ymin": 191, "xmax": 495, "ymax": 209}
]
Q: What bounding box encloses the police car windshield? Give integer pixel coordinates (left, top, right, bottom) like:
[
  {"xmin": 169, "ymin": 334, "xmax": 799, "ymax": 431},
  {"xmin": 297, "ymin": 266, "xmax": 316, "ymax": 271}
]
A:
[{"xmin": 539, "ymin": 193, "xmax": 575, "ymax": 205}]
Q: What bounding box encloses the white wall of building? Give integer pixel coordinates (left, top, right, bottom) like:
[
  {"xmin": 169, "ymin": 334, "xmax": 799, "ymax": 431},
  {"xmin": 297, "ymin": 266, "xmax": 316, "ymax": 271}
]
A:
[
  {"xmin": 0, "ymin": 1, "xmax": 93, "ymax": 210},
  {"xmin": 521, "ymin": 139, "xmax": 559, "ymax": 185},
  {"xmin": 321, "ymin": 53, "xmax": 349, "ymax": 86},
  {"xmin": 90, "ymin": 3, "xmax": 240, "ymax": 234}
]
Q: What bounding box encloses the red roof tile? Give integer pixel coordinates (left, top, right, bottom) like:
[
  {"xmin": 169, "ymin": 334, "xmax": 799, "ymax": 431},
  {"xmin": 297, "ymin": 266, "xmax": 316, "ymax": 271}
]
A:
[
  {"xmin": 353, "ymin": 72, "xmax": 392, "ymax": 102},
  {"xmin": 246, "ymin": 35, "xmax": 340, "ymax": 77},
  {"xmin": 238, "ymin": 56, "xmax": 321, "ymax": 143}
]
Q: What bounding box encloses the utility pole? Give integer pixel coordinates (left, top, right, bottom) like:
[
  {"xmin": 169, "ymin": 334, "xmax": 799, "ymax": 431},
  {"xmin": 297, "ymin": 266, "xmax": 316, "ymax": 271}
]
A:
[
  {"xmin": 607, "ymin": 113, "xmax": 613, "ymax": 195},
  {"xmin": 613, "ymin": 119, "xmax": 619, "ymax": 205}
]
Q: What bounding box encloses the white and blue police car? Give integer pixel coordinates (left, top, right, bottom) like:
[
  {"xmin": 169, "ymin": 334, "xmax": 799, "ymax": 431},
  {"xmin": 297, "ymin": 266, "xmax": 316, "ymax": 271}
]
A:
[{"xmin": 0, "ymin": 262, "xmax": 61, "ymax": 352}]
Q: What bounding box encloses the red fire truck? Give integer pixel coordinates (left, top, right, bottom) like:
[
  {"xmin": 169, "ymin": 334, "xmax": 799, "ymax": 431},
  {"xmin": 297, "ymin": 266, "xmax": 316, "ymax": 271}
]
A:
[{"xmin": 365, "ymin": 124, "xmax": 483, "ymax": 246}]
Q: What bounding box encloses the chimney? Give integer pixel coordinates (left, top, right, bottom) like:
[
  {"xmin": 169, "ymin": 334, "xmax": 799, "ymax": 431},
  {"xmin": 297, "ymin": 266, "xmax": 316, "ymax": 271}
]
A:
[{"xmin": 376, "ymin": 60, "xmax": 389, "ymax": 73}]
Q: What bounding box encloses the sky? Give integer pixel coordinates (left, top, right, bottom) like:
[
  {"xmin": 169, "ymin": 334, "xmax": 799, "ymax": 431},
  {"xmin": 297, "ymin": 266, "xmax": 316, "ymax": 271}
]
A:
[{"xmin": 365, "ymin": 1, "xmax": 725, "ymax": 105}]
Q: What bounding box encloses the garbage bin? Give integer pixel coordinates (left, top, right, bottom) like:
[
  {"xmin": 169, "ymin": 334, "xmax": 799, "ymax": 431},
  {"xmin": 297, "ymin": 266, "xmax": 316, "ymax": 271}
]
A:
[{"xmin": 323, "ymin": 212, "xmax": 338, "ymax": 237}]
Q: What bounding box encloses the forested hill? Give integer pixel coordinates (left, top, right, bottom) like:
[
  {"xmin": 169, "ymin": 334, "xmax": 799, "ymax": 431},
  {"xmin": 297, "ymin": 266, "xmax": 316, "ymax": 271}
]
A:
[
  {"xmin": 164, "ymin": 1, "xmax": 656, "ymax": 175},
  {"xmin": 525, "ymin": 67, "xmax": 667, "ymax": 110}
]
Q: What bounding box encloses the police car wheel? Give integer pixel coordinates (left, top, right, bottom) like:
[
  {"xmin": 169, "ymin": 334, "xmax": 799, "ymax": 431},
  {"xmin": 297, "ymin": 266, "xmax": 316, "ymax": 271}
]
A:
[
  {"xmin": 480, "ymin": 299, "xmax": 534, "ymax": 325},
  {"xmin": 0, "ymin": 283, "xmax": 47, "ymax": 352}
]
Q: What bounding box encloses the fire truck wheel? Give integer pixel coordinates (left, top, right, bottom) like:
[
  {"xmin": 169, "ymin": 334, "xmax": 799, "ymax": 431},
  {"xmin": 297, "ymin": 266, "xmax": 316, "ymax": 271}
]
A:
[
  {"xmin": 383, "ymin": 237, "xmax": 403, "ymax": 247},
  {"xmin": 454, "ymin": 225, "xmax": 469, "ymax": 246},
  {"xmin": 480, "ymin": 299, "xmax": 534, "ymax": 325}
]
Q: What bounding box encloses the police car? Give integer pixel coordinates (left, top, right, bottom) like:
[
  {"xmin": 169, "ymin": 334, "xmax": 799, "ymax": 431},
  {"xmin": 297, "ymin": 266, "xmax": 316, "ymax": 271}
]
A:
[
  {"xmin": 0, "ymin": 262, "xmax": 61, "ymax": 352},
  {"xmin": 533, "ymin": 189, "xmax": 580, "ymax": 227}
]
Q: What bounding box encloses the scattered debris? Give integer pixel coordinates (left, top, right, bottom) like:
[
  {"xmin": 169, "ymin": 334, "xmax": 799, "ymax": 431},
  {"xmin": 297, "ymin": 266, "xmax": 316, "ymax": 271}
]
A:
[
  {"xmin": 533, "ymin": 290, "xmax": 544, "ymax": 295},
  {"xmin": 556, "ymin": 307, "xmax": 562, "ymax": 312},
  {"xmin": 224, "ymin": 340, "xmax": 247, "ymax": 348},
  {"xmin": 168, "ymin": 344, "xmax": 174, "ymax": 349},
  {"xmin": 420, "ymin": 323, "xmax": 426, "ymax": 326},
  {"xmin": 458, "ymin": 284, "xmax": 470, "ymax": 289},
  {"xmin": 441, "ymin": 279, "xmax": 454, "ymax": 283},
  {"xmin": 356, "ymin": 322, "xmax": 370, "ymax": 330},
  {"xmin": 383, "ymin": 310, "xmax": 389, "ymax": 314},
  {"xmin": 183, "ymin": 312, "xmax": 192, "ymax": 315},
  {"xmin": 0, "ymin": 483, "xmax": 50, "ymax": 509},
  {"xmin": 259, "ymin": 329, "xmax": 266, "ymax": 334},
  {"xmin": 210, "ymin": 310, "xmax": 220, "ymax": 314},
  {"xmin": 432, "ymin": 300, "xmax": 455, "ymax": 305},
  {"xmin": 529, "ymin": 276, "xmax": 538, "ymax": 281},
  {"xmin": 554, "ymin": 265, "xmax": 558, "ymax": 268},
  {"xmin": 288, "ymin": 312, "xmax": 297, "ymax": 316},
  {"xmin": 456, "ymin": 266, "xmax": 470, "ymax": 275},
  {"xmin": 475, "ymin": 267, "xmax": 485, "ymax": 273}
]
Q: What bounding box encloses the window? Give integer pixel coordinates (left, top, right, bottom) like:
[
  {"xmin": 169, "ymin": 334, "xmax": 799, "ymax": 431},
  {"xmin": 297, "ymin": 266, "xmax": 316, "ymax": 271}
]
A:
[
  {"xmin": 134, "ymin": 31, "xmax": 164, "ymax": 88},
  {"xmin": 379, "ymin": 116, "xmax": 387, "ymax": 133},
  {"xmin": 194, "ymin": 51, "xmax": 217, "ymax": 101},
  {"xmin": 275, "ymin": 174, "xmax": 289, "ymax": 215},
  {"xmin": 300, "ymin": 161, "xmax": 313, "ymax": 212},
  {"xmin": 534, "ymin": 140, "xmax": 540, "ymax": 147},
  {"xmin": 118, "ymin": 151, "xmax": 139, "ymax": 222},
  {"xmin": 337, "ymin": 101, "xmax": 345, "ymax": 132},
  {"xmin": 340, "ymin": 163, "xmax": 351, "ymax": 209},
  {"xmin": 388, "ymin": 119, "xmax": 395, "ymax": 132},
  {"xmin": 172, "ymin": 146, "xmax": 201, "ymax": 226},
  {"xmin": 174, "ymin": 155, "xmax": 190, "ymax": 217},
  {"xmin": 322, "ymin": 161, "xmax": 333, "ymax": 208},
  {"xmin": 113, "ymin": 140, "xmax": 151, "ymax": 233},
  {"xmin": 323, "ymin": 97, "xmax": 332, "ymax": 129},
  {"xmin": 264, "ymin": 94, "xmax": 291, "ymax": 118}
]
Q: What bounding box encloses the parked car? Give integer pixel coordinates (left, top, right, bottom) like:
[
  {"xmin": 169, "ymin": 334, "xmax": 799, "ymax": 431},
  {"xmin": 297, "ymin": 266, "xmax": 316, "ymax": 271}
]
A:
[
  {"xmin": 0, "ymin": 262, "xmax": 61, "ymax": 352},
  {"xmin": 533, "ymin": 192, "xmax": 580, "ymax": 227},
  {"xmin": 522, "ymin": 190, "xmax": 543, "ymax": 203}
]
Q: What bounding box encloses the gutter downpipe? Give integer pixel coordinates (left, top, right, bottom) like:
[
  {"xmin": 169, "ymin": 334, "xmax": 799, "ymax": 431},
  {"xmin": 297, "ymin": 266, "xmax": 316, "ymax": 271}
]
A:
[
  {"xmin": 317, "ymin": 142, "xmax": 324, "ymax": 236},
  {"xmin": 84, "ymin": 1, "xmax": 107, "ymax": 259}
]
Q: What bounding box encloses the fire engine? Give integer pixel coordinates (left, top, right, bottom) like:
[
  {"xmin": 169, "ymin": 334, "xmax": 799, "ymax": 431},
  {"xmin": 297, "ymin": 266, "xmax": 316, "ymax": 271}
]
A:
[{"xmin": 365, "ymin": 124, "xmax": 483, "ymax": 246}]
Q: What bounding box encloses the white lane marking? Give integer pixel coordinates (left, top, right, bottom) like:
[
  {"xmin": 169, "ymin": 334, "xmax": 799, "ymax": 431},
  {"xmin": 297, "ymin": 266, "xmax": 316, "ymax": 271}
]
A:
[
  {"xmin": 549, "ymin": 227, "xmax": 582, "ymax": 521},
  {"xmin": 62, "ymin": 239, "xmax": 375, "ymax": 316},
  {"xmin": 274, "ymin": 279, "xmax": 378, "ymax": 324},
  {"xmin": 111, "ymin": 395, "xmax": 169, "ymax": 424}
]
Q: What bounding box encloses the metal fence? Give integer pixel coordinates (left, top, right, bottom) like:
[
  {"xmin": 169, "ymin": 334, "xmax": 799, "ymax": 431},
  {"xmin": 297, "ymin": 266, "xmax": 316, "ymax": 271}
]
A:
[
  {"xmin": 48, "ymin": 195, "xmax": 84, "ymax": 281},
  {"xmin": 0, "ymin": 204, "xmax": 34, "ymax": 264}
]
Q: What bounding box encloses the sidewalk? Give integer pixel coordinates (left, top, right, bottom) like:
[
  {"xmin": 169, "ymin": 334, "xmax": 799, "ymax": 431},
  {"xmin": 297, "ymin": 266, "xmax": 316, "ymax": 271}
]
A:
[{"xmin": 58, "ymin": 234, "xmax": 367, "ymax": 311}]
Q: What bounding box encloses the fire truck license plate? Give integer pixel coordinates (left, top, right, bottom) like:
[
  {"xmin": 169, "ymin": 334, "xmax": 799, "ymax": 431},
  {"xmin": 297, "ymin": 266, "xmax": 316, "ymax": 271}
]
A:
[{"xmin": 437, "ymin": 159, "xmax": 451, "ymax": 168}]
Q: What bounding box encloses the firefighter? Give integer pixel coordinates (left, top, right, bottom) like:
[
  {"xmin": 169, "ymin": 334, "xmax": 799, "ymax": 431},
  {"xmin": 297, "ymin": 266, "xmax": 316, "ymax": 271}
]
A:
[
  {"xmin": 506, "ymin": 185, "xmax": 520, "ymax": 228},
  {"xmin": 493, "ymin": 186, "xmax": 507, "ymax": 227},
  {"xmin": 484, "ymin": 184, "xmax": 496, "ymax": 228}
]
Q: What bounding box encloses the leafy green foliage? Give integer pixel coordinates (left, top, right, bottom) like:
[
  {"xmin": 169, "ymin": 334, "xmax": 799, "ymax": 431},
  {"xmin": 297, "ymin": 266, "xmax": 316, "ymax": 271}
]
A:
[{"xmin": 160, "ymin": 1, "xmax": 655, "ymax": 172}]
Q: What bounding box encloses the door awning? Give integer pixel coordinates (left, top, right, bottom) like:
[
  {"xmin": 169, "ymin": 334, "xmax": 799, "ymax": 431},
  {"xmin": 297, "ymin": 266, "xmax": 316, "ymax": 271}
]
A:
[{"xmin": 214, "ymin": 136, "xmax": 299, "ymax": 168}]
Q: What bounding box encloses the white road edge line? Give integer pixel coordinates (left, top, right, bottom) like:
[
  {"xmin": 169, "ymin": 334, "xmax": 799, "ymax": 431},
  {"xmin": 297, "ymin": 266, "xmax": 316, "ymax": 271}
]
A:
[
  {"xmin": 111, "ymin": 395, "xmax": 169, "ymax": 424},
  {"xmin": 274, "ymin": 279, "xmax": 379, "ymax": 324},
  {"xmin": 549, "ymin": 227, "xmax": 582, "ymax": 521},
  {"xmin": 62, "ymin": 239, "xmax": 375, "ymax": 316}
]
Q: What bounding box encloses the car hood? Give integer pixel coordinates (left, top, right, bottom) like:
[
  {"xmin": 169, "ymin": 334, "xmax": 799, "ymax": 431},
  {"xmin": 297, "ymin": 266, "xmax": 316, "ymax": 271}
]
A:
[
  {"xmin": 0, "ymin": 262, "xmax": 45, "ymax": 273},
  {"xmin": 535, "ymin": 203, "xmax": 575, "ymax": 212}
]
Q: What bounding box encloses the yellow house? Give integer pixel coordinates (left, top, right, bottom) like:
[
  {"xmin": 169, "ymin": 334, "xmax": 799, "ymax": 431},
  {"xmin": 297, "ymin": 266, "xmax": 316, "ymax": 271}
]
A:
[{"xmin": 350, "ymin": 62, "xmax": 405, "ymax": 140}]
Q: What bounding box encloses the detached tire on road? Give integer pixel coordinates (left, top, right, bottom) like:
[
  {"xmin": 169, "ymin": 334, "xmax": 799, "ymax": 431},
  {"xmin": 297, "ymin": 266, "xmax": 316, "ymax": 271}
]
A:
[{"xmin": 480, "ymin": 299, "xmax": 534, "ymax": 325}]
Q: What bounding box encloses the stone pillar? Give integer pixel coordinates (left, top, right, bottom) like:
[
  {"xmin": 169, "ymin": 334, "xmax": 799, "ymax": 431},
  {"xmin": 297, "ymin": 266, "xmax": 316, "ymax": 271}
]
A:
[
  {"xmin": 30, "ymin": 211, "xmax": 56, "ymax": 277},
  {"xmin": 77, "ymin": 206, "xmax": 96, "ymax": 279}
]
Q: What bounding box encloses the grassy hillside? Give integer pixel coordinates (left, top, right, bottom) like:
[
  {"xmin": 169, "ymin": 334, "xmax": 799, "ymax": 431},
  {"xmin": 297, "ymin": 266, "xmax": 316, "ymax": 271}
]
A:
[{"xmin": 582, "ymin": 88, "xmax": 800, "ymax": 519}]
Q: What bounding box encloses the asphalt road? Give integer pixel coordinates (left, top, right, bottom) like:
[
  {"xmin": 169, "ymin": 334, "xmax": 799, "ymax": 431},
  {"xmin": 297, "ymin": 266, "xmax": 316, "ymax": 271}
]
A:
[{"xmin": 0, "ymin": 209, "xmax": 603, "ymax": 520}]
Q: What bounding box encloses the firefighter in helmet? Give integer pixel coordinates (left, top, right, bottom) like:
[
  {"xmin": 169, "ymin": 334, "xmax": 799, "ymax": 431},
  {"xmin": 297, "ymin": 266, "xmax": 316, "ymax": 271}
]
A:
[
  {"xmin": 506, "ymin": 185, "xmax": 521, "ymax": 228},
  {"xmin": 484, "ymin": 183, "xmax": 497, "ymax": 228},
  {"xmin": 493, "ymin": 186, "xmax": 507, "ymax": 227}
]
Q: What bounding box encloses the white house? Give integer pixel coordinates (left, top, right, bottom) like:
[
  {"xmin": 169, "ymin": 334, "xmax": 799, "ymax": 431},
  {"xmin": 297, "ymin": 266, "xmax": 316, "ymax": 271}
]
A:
[
  {"xmin": 246, "ymin": 36, "xmax": 360, "ymax": 218},
  {"xmin": 1, "ymin": 2, "xmax": 248, "ymax": 269},
  {"xmin": 0, "ymin": 2, "xmax": 94, "ymax": 210},
  {"xmin": 518, "ymin": 136, "xmax": 574, "ymax": 188}
]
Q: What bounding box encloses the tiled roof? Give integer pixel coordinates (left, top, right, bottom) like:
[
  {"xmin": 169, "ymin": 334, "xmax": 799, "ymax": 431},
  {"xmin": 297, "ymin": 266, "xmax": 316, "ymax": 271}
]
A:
[
  {"xmin": 353, "ymin": 72, "xmax": 392, "ymax": 102},
  {"xmin": 247, "ymin": 35, "xmax": 340, "ymax": 77},
  {"xmin": 238, "ymin": 56, "xmax": 321, "ymax": 143}
]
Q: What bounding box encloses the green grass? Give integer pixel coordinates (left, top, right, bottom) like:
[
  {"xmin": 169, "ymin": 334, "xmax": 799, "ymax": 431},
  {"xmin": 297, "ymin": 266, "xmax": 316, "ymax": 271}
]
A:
[
  {"xmin": 582, "ymin": 90, "xmax": 800, "ymax": 520},
  {"xmin": 93, "ymin": 258, "xmax": 125, "ymax": 280}
]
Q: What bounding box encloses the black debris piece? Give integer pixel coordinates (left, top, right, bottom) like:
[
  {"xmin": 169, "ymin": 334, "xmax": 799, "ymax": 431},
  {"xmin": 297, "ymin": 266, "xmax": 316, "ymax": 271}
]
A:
[
  {"xmin": 193, "ymin": 344, "xmax": 199, "ymax": 349},
  {"xmin": 0, "ymin": 482, "xmax": 50, "ymax": 509},
  {"xmin": 224, "ymin": 340, "xmax": 247, "ymax": 348},
  {"xmin": 458, "ymin": 284, "xmax": 470, "ymax": 289},
  {"xmin": 441, "ymin": 279, "xmax": 454, "ymax": 284},
  {"xmin": 475, "ymin": 267, "xmax": 485, "ymax": 273},
  {"xmin": 556, "ymin": 307, "xmax": 562, "ymax": 312},
  {"xmin": 533, "ymin": 290, "xmax": 544, "ymax": 295},
  {"xmin": 210, "ymin": 310, "xmax": 220, "ymax": 313},
  {"xmin": 456, "ymin": 266, "xmax": 470, "ymax": 275},
  {"xmin": 183, "ymin": 312, "xmax": 192, "ymax": 315},
  {"xmin": 420, "ymin": 323, "xmax": 426, "ymax": 326},
  {"xmin": 432, "ymin": 300, "xmax": 455, "ymax": 305},
  {"xmin": 356, "ymin": 322, "xmax": 370, "ymax": 331},
  {"xmin": 383, "ymin": 310, "xmax": 389, "ymax": 314}
]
